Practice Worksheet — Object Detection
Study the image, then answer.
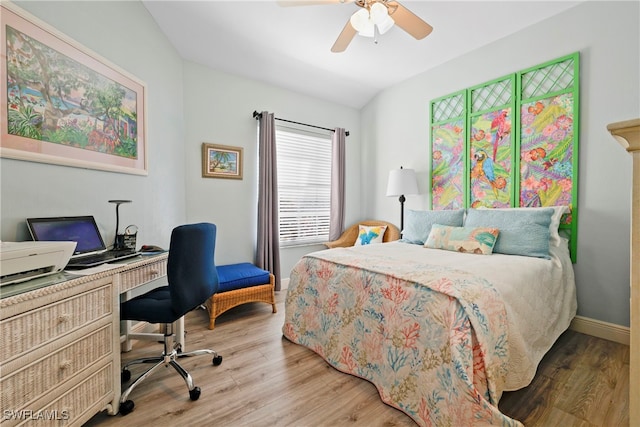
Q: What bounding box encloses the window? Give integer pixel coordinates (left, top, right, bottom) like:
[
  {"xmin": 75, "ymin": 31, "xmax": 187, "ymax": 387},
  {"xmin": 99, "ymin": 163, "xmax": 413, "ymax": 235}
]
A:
[{"xmin": 276, "ymin": 126, "xmax": 332, "ymax": 246}]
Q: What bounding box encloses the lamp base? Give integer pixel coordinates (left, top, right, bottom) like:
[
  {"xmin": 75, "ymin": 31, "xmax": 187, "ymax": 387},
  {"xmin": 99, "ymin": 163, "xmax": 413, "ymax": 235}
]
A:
[
  {"xmin": 114, "ymin": 234, "xmax": 137, "ymax": 251},
  {"xmin": 399, "ymin": 195, "xmax": 406, "ymax": 234},
  {"xmin": 114, "ymin": 234, "xmax": 127, "ymax": 251}
]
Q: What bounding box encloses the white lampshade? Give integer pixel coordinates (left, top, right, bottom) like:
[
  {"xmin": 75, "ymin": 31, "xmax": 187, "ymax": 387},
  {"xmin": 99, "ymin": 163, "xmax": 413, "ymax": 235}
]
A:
[
  {"xmin": 350, "ymin": 8, "xmax": 374, "ymax": 37},
  {"xmin": 376, "ymin": 14, "xmax": 394, "ymax": 34},
  {"xmin": 350, "ymin": 8, "xmax": 369, "ymax": 31},
  {"xmin": 386, "ymin": 168, "xmax": 419, "ymax": 197},
  {"xmin": 359, "ymin": 20, "xmax": 375, "ymax": 37},
  {"xmin": 369, "ymin": 2, "xmax": 388, "ymax": 23},
  {"xmin": 370, "ymin": 2, "xmax": 394, "ymax": 34}
]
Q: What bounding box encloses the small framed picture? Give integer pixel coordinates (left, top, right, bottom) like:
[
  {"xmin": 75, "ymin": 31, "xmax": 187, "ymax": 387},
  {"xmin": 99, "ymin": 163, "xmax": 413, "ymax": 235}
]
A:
[{"xmin": 201, "ymin": 143, "xmax": 243, "ymax": 179}]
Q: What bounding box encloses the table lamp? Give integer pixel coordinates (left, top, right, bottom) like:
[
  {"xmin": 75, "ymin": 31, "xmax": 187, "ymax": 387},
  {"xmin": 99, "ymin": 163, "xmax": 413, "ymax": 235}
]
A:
[
  {"xmin": 386, "ymin": 167, "xmax": 418, "ymax": 233},
  {"xmin": 109, "ymin": 199, "xmax": 132, "ymax": 251}
]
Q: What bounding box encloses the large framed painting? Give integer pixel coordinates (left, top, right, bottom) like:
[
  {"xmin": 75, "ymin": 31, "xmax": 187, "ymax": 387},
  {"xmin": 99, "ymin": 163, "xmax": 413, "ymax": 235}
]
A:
[{"xmin": 0, "ymin": 3, "xmax": 147, "ymax": 175}]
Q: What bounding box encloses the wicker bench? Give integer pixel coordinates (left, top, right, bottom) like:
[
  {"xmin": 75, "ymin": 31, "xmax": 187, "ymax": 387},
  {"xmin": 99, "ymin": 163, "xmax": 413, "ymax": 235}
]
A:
[{"xmin": 204, "ymin": 263, "xmax": 276, "ymax": 330}]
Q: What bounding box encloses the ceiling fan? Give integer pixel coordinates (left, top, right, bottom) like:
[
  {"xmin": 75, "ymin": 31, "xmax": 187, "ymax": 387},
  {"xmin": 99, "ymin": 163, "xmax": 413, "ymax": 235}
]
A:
[{"xmin": 278, "ymin": 0, "xmax": 433, "ymax": 53}]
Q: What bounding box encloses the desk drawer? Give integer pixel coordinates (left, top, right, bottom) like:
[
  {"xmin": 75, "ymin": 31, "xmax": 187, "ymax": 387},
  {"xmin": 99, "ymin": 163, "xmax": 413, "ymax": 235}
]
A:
[
  {"xmin": 2, "ymin": 363, "xmax": 113, "ymax": 427},
  {"xmin": 0, "ymin": 283, "xmax": 113, "ymax": 364},
  {"xmin": 119, "ymin": 258, "xmax": 167, "ymax": 293},
  {"xmin": 1, "ymin": 324, "xmax": 112, "ymax": 411},
  {"xmin": 46, "ymin": 363, "xmax": 114, "ymax": 427}
]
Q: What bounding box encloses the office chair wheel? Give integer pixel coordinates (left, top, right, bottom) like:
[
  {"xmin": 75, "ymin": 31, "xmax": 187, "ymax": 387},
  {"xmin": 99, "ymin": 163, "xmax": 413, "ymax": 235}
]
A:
[
  {"xmin": 213, "ymin": 355, "xmax": 223, "ymax": 366},
  {"xmin": 121, "ymin": 369, "xmax": 131, "ymax": 383},
  {"xmin": 189, "ymin": 387, "xmax": 201, "ymax": 401},
  {"xmin": 120, "ymin": 400, "xmax": 135, "ymax": 415}
]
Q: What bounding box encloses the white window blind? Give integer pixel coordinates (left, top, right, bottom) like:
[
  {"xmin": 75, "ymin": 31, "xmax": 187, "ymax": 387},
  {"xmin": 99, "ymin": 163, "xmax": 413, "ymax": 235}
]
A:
[{"xmin": 276, "ymin": 126, "xmax": 331, "ymax": 246}]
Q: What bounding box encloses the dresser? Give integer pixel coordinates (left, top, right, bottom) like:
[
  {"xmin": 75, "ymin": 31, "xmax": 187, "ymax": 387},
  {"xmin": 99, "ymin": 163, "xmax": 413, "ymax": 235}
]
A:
[
  {"xmin": 608, "ymin": 118, "xmax": 640, "ymax": 425},
  {"xmin": 0, "ymin": 253, "xmax": 168, "ymax": 426}
]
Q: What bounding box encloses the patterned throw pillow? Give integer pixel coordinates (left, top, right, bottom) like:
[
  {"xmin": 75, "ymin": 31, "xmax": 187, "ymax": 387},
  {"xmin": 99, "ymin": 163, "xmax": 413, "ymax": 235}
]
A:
[
  {"xmin": 425, "ymin": 224, "xmax": 499, "ymax": 255},
  {"xmin": 354, "ymin": 225, "xmax": 387, "ymax": 246}
]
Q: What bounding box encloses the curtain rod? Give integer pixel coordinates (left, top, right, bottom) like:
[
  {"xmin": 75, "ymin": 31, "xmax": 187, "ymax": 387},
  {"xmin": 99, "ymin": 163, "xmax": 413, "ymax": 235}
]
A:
[{"xmin": 252, "ymin": 111, "xmax": 349, "ymax": 137}]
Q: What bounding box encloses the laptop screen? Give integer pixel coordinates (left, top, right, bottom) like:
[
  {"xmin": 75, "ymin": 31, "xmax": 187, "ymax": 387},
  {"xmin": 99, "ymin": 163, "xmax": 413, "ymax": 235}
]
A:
[{"xmin": 26, "ymin": 216, "xmax": 107, "ymax": 256}]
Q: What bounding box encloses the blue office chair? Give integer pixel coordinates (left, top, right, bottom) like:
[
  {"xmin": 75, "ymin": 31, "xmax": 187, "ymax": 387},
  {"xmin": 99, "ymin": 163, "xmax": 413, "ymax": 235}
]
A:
[{"xmin": 119, "ymin": 223, "xmax": 223, "ymax": 415}]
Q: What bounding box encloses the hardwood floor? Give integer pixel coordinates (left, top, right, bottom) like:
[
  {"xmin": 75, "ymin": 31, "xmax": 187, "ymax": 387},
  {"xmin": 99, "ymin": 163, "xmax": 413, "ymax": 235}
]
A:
[
  {"xmin": 500, "ymin": 329, "xmax": 630, "ymax": 426},
  {"xmin": 85, "ymin": 291, "xmax": 629, "ymax": 426}
]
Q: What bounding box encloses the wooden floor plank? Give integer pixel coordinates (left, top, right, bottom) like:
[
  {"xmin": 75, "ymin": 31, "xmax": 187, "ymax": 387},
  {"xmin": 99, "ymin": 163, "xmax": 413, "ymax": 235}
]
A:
[
  {"xmin": 85, "ymin": 291, "xmax": 629, "ymax": 426},
  {"xmin": 603, "ymin": 363, "xmax": 630, "ymax": 427}
]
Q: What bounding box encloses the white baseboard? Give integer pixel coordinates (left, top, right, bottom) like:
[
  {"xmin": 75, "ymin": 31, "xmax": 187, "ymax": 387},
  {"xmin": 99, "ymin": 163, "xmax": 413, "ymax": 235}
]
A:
[{"xmin": 570, "ymin": 315, "xmax": 630, "ymax": 345}]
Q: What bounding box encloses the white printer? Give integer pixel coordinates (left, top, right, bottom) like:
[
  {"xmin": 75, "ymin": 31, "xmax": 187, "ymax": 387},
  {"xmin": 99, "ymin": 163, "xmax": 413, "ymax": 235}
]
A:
[{"xmin": 0, "ymin": 241, "xmax": 76, "ymax": 286}]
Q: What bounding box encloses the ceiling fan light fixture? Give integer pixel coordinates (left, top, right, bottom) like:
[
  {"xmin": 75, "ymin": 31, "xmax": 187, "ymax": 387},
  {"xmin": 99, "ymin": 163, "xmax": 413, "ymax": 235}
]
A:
[
  {"xmin": 349, "ymin": 8, "xmax": 369, "ymax": 31},
  {"xmin": 376, "ymin": 14, "xmax": 394, "ymax": 34},
  {"xmin": 329, "ymin": 0, "xmax": 433, "ymax": 52},
  {"xmin": 369, "ymin": 2, "xmax": 388, "ymax": 23},
  {"xmin": 359, "ymin": 21, "xmax": 375, "ymax": 37},
  {"xmin": 349, "ymin": 2, "xmax": 394, "ymax": 39},
  {"xmin": 350, "ymin": 8, "xmax": 376, "ymax": 37}
]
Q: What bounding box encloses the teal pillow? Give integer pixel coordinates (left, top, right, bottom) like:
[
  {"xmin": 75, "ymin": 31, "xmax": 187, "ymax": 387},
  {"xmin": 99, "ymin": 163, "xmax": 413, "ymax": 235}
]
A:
[
  {"xmin": 400, "ymin": 209, "xmax": 465, "ymax": 245},
  {"xmin": 464, "ymin": 208, "xmax": 554, "ymax": 259}
]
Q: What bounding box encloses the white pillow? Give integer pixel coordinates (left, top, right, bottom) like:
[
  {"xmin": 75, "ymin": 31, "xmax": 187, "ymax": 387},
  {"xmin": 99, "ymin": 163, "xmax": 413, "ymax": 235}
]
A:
[
  {"xmin": 354, "ymin": 225, "xmax": 387, "ymax": 246},
  {"xmin": 478, "ymin": 206, "xmax": 568, "ymax": 247}
]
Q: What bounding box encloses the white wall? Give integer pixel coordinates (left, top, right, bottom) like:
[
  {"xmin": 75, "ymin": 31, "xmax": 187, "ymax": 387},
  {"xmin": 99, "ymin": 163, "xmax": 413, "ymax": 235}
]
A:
[
  {"xmin": 3, "ymin": 1, "xmax": 636, "ymax": 328},
  {"xmin": 361, "ymin": 1, "xmax": 639, "ymax": 327},
  {"xmin": 2, "ymin": 1, "xmax": 186, "ymax": 248},
  {"xmin": 181, "ymin": 62, "xmax": 362, "ymax": 273},
  {"xmin": 0, "ymin": 1, "xmax": 361, "ymax": 279}
]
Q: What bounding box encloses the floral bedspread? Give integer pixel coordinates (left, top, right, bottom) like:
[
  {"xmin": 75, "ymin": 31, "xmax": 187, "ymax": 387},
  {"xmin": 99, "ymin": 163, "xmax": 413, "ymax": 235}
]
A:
[{"xmin": 282, "ymin": 246, "xmax": 523, "ymax": 427}]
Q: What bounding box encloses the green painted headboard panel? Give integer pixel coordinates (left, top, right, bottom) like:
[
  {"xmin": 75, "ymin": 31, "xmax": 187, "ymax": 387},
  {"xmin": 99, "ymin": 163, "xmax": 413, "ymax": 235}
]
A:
[{"xmin": 430, "ymin": 52, "xmax": 579, "ymax": 262}]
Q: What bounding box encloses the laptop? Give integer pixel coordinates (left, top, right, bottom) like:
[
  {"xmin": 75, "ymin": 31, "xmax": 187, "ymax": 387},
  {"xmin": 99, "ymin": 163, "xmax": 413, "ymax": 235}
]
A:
[{"xmin": 26, "ymin": 216, "xmax": 139, "ymax": 269}]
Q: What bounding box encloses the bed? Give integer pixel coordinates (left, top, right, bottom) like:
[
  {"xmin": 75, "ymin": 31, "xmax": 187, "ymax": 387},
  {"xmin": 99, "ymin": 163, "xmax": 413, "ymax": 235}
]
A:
[{"xmin": 282, "ymin": 208, "xmax": 577, "ymax": 426}]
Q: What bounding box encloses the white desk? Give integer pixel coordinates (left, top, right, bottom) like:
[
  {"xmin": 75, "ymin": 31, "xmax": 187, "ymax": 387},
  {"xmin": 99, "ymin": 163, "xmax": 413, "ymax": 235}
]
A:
[
  {"xmin": 115, "ymin": 254, "xmax": 185, "ymax": 352},
  {"xmin": 0, "ymin": 253, "xmax": 174, "ymax": 425}
]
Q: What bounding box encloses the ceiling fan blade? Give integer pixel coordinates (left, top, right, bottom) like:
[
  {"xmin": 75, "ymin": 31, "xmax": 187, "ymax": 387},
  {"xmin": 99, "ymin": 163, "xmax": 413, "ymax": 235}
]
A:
[
  {"xmin": 387, "ymin": 1, "xmax": 433, "ymax": 40},
  {"xmin": 277, "ymin": 0, "xmax": 354, "ymax": 6},
  {"xmin": 331, "ymin": 20, "xmax": 357, "ymax": 52}
]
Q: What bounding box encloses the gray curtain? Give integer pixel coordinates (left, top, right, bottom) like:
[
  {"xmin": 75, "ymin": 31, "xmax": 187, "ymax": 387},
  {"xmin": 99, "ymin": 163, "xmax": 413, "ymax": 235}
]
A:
[
  {"xmin": 256, "ymin": 112, "xmax": 281, "ymax": 291},
  {"xmin": 329, "ymin": 128, "xmax": 346, "ymax": 240}
]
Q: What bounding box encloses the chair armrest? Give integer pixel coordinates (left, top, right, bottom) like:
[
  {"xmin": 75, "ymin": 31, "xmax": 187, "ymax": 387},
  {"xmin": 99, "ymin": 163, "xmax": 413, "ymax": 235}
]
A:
[
  {"xmin": 324, "ymin": 236, "xmax": 353, "ymax": 248},
  {"xmin": 324, "ymin": 226, "xmax": 359, "ymax": 248},
  {"xmin": 324, "ymin": 220, "xmax": 400, "ymax": 248}
]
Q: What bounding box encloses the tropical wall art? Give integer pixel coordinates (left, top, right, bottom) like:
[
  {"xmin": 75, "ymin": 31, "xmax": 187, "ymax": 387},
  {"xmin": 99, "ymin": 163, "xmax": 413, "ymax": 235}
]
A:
[
  {"xmin": 431, "ymin": 91, "xmax": 465, "ymax": 210},
  {"xmin": 0, "ymin": 2, "xmax": 147, "ymax": 175},
  {"xmin": 430, "ymin": 52, "xmax": 579, "ymax": 261},
  {"xmin": 201, "ymin": 143, "xmax": 243, "ymax": 179}
]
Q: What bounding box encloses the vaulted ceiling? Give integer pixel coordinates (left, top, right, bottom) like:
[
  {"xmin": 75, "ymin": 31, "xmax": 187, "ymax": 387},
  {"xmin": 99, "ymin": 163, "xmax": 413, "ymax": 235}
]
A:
[{"xmin": 142, "ymin": 1, "xmax": 581, "ymax": 108}]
